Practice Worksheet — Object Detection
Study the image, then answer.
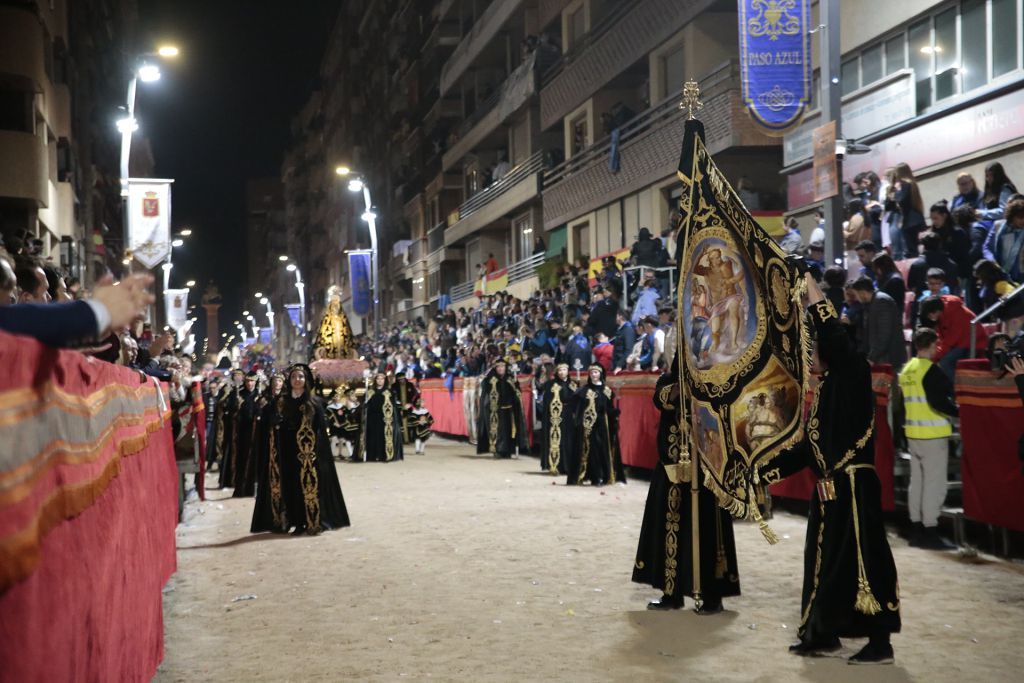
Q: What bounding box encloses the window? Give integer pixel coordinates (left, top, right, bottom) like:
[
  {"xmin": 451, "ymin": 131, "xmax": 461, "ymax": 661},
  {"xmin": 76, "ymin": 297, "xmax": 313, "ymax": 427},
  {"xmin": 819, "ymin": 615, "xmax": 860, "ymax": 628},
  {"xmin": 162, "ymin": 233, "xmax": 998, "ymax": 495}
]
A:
[
  {"xmin": 0, "ymin": 87, "xmax": 32, "ymax": 132},
  {"xmin": 572, "ymin": 221, "xmax": 590, "ymax": 261},
  {"xmin": 841, "ymin": 58, "xmax": 859, "ymax": 95},
  {"xmin": 961, "ymin": 0, "xmax": 988, "ymax": 92},
  {"xmin": 514, "ymin": 213, "xmax": 533, "ymax": 262},
  {"xmin": 661, "ymin": 44, "xmax": 685, "ymax": 101},
  {"xmin": 861, "ymin": 43, "xmax": 883, "ymax": 86},
  {"xmin": 908, "ymin": 19, "xmax": 932, "ymax": 112},
  {"xmin": 568, "ymin": 6, "xmax": 586, "ymax": 49},
  {"xmin": 934, "ymin": 8, "xmax": 958, "ymax": 101},
  {"xmin": 992, "ymin": 0, "xmax": 1020, "ymax": 77},
  {"xmin": 885, "ymin": 36, "xmax": 905, "ymax": 75},
  {"xmin": 570, "ymin": 114, "xmax": 588, "ymax": 156}
]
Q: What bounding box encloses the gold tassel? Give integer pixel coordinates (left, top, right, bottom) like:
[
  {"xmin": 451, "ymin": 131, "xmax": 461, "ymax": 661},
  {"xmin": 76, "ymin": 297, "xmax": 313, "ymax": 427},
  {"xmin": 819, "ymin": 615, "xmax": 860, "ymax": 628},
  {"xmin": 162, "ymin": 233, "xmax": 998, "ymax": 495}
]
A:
[
  {"xmin": 750, "ymin": 504, "xmax": 779, "ymax": 545},
  {"xmin": 855, "ymin": 578, "xmax": 882, "ymax": 615}
]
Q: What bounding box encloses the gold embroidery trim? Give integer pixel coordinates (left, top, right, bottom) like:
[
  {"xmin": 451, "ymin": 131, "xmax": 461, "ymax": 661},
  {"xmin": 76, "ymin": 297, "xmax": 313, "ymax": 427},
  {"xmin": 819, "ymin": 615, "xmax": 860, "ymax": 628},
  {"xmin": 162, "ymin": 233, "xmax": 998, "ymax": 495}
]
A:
[
  {"xmin": 578, "ymin": 389, "xmax": 597, "ymax": 483},
  {"xmin": 268, "ymin": 420, "xmax": 283, "ymax": 529},
  {"xmin": 382, "ymin": 390, "xmax": 396, "ymax": 461},
  {"xmin": 847, "ymin": 464, "xmax": 882, "ymax": 615},
  {"xmin": 547, "ymin": 384, "xmax": 563, "ymax": 474},
  {"xmin": 296, "ymin": 404, "xmax": 321, "ymax": 533},
  {"xmin": 664, "ymin": 482, "xmax": 681, "ymax": 596},
  {"xmin": 799, "ymin": 497, "xmax": 827, "ymax": 633},
  {"xmin": 488, "ymin": 377, "xmax": 498, "ymax": 452}
]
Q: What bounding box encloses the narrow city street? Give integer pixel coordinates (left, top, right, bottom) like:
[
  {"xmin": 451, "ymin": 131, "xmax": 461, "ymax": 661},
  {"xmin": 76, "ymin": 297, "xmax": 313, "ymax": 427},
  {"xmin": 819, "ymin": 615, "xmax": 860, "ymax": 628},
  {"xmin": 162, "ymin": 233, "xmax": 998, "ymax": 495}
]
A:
[{"xmin": 158, "ymin": 438, "xmax": 1024, "ymax": 682}]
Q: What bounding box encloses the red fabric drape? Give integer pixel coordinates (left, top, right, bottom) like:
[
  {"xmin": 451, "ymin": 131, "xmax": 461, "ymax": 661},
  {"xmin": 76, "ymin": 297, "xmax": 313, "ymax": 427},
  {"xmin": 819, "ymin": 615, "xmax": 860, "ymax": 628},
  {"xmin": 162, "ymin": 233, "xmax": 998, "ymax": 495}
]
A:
[
  {"xmin": 955, "ymin": 360, "xmax": 1024, "ymax": 531},
  {"xmin": 0, "ymin": 331, "xmax": 179, "ymax": 682}
]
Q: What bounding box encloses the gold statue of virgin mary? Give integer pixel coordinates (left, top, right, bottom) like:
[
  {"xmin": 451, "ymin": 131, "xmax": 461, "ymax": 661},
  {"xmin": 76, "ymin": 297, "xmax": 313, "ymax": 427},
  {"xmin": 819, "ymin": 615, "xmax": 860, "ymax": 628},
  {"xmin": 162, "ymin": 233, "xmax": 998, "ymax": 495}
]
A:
[{"xmin": 314, "ymin": 285, "xmax": 355, "ymax": 359}]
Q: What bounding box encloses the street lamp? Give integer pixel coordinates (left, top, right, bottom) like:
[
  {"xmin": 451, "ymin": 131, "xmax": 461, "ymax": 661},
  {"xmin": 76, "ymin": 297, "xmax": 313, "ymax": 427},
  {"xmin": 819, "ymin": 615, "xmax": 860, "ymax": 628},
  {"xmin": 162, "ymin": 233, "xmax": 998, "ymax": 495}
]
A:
[
  {"xmin": 120, "ymin": 46, "xmax": 179, "ymax": 198},
  {"xmin": 185, "ymin": 279, "xmax": 196, "ymax": 288},
  {"xmin": 337, "ymin": 166, "xmax": 380, "ymax": 338},
  {"xmin": 284, "ymin": 263, "xmax": 306, "ymax": 334},
  {"xmin": 179, "ymin": 228, "xmax": 192, "ymax": 237}
]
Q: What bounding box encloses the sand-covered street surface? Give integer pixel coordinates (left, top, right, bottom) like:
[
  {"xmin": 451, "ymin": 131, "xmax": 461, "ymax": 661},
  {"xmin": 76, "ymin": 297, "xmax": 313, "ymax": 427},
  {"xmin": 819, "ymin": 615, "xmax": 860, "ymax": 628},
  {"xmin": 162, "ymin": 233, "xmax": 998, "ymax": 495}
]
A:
[{"xmin": 158, "ymin": 437, "xmax": 1024, "ymax": 682}]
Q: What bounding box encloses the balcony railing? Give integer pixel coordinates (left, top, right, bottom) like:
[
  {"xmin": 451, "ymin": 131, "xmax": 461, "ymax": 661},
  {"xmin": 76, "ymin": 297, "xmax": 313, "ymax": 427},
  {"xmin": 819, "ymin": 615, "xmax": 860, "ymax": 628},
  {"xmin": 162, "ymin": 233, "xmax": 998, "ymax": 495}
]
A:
[
  {"xmin": 540, "ymin": 0, "xmax": 641, "ymax": 86},
  {"xmin": 427, "ymin": 221, "xmax": 446, "ymax": 252},
  {"xmin": 543, "ymin": 61, "xmax": 736, "ymax": 188},
  {"xmin": 454, "ymin": 150, "xmax": 546, "ymax": 223},
  {"xmin": 448, "ymin": 252, "xmax": 546, "ymax": 303}
]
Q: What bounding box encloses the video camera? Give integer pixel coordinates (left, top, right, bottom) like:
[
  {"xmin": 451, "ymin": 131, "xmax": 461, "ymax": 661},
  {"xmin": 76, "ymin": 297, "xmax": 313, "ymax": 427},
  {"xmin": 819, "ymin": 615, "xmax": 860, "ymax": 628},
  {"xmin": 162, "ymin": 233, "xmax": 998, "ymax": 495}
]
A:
[{"xmin": 990, "ymin": 331, "xmax": 1024, "ymax": 374}]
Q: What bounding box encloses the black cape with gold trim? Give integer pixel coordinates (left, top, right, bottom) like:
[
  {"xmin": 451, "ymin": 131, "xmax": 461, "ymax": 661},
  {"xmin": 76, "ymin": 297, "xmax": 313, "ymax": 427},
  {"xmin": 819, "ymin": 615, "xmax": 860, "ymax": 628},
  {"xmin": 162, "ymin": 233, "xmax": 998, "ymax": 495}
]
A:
[
  {"xmin": 359, "ymin": 387, "xmax": 404, "ymax": 462},
  {"xmin": 216, "ymin": 386, "xmax": 241, "ymax": 489},
  {"xmin": 567, "ymin": 381, "xmax": 625, "ymax": 485},
  {"xmin": 251, "ymin": 391, "xmax": 283, "ymax": 533},
  {"xmin": 539, "ymin": 378, "xmax": 576, "ymax": 475},
  {"xmin": 230, "ymin": 387, "xmax": 259, "ymax": 497},
  {"xmin": 265, "ymin": 393, "xmax": 350, "ymax": 534},
  {"xmin": 632, "ymin": 369, "xmax": 740, "ymax": 603},
  {"xmin": 393, "ymin": 377, "xmax": 420, "ymax": 444},
  {"xmin": 765, "ymin": 301, "xmax": 900, "ymax": 641},
  {"xmin": 475, "ymin": 370, "xmax": 528, "ymax": 458}
]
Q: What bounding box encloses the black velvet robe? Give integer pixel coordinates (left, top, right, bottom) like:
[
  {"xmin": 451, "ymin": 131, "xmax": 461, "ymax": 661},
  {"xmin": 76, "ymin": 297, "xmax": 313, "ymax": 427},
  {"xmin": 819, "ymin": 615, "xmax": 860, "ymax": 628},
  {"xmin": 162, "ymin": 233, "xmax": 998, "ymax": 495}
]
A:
[
  {"xmin": 216, "ymin": 387, "xmax": 241, "ymax": 489},
  {"xmin": 230, "ymin": 388, "xmax": 259, "ymax": 497},
  {"xmin": 767, "ymin": 300, "xmax": 901, "ymax": 641},
  {"xmin": 358, "ymin": 387, "xmax": 404, "ymax": 462},
  {"xmin": 567, "ymin": 382, "xmax": 625, "ymax": 485},
  {"xmin": 539, "ymin": 378, "xmax": 576, "ymax": 474},
  {"xmin": 260, "ymin": 393, "xmax": 349, "ymax": 534},
  {"xmin": 393, "ymin": 377, "xmax": 420, "ymax": 444},
  {"xmin": 475, "ymin": 371, "xmax": 529, "ymax": 458},
  {"xmin": 632, "ymin": 371, "xmax": 740, "ymax": 604},
  {"xmin": 250, "ymin": 392, "xmax": 282, "ymax": 533},
  {"xmin": 408, "ymin": 410, "xmax": 434, "ymax": 441}
]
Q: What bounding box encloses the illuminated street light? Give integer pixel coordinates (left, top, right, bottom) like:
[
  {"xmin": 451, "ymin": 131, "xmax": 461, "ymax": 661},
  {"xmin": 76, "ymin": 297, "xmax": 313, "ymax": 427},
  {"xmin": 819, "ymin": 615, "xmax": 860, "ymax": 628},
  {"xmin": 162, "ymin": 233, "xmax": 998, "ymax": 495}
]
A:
[
  {"xmin": 254, "ymin": 291, "xmax": 263, "ymax": 298},
  {"xmin": 278, "ymin": 255, "xmax": 289, "ymax": 262},
  {"xmin": 137, "ymin": 64, "xmax": 161, "ymax": 82},
  {"xmin": 347, "ymin": 178, "xmax": 364, "ymax": 192},
  {"xmin": 179, "ymin": 228, "xmax": 192, "ymax": 237},
  {"xmin": 157, "ymin": 45, "xmax": 180, "ymax": 58},
  {"xmin": 171, "ymin": 238, "xmax": 184, "ymax": 247},
  {"xmin": 335, "ymin": 166, "xmax": 351, "ymax": 176},
  {"xmin": 259, "ymin": 297, "xmax": 268, "ymax": 305},
  {"xmin": 185, "ymin": 279, "xmax": 196, "ymax": 287},
  {"xmin": 286, "ymin": 264, "xmax": 296, "ymax": 272},
  {"xmin": 116, "ymin": 116, "xmax": 138, "ymax": 134}
]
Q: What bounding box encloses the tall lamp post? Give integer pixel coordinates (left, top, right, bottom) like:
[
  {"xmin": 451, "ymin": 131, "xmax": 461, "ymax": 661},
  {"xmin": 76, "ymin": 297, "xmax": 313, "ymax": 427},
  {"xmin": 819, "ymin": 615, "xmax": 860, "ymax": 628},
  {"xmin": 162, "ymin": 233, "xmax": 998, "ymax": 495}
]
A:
[
  {"xmin": 286, "ymin": 262, "xmax": 306, "ymax": 334},
  {"xmin": 336, "ymin": 166, "xmax": 380, "ymax": 339}
]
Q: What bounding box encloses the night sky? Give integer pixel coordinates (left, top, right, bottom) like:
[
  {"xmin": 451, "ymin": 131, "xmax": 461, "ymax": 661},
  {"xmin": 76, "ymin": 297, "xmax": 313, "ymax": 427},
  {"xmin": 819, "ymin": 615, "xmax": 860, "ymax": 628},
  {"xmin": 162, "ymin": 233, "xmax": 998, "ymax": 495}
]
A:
[{"xmin": 136, "ymin": 0, "xmax": 338, "ymax": 344}]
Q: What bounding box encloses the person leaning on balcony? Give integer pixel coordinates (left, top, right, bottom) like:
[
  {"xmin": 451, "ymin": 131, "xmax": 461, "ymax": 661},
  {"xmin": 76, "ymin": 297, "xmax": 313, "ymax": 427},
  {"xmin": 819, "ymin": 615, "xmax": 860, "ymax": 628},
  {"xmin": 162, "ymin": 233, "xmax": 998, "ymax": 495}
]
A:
[{"xmin": 485, "ymin": 253, "xmax": 499, "ymax": 275}]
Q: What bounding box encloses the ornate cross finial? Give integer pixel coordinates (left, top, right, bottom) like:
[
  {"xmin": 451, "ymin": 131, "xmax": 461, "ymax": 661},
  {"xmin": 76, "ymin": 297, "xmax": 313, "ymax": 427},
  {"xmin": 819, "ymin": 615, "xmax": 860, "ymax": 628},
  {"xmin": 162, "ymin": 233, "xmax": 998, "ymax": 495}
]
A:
[{"xmin": 680, "ymin": 80, "xmax": 703, "ymax": 120}]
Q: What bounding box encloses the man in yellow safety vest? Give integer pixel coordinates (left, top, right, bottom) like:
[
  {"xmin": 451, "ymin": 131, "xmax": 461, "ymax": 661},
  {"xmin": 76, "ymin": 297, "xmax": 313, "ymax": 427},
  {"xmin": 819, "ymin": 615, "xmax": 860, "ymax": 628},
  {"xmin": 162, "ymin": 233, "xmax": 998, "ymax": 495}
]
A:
[{"xmin": 898, "ymin": 327, "xmax": 959, "ymax": 550}]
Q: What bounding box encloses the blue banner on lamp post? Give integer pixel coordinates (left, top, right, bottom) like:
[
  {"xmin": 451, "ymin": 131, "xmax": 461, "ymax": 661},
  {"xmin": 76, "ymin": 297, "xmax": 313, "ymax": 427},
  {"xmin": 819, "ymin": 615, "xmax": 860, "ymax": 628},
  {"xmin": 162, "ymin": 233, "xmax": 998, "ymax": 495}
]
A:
[
  {"xmin": 284, "ymin": 304, "xmax": 302, "ymax": 331},
  {"xmin": 348, "ymin": 250, "xmax": 372, "ymax": 317},
  {"xmin": 737, "ymin": 0, "xmax": 811, "ymax": 133}
]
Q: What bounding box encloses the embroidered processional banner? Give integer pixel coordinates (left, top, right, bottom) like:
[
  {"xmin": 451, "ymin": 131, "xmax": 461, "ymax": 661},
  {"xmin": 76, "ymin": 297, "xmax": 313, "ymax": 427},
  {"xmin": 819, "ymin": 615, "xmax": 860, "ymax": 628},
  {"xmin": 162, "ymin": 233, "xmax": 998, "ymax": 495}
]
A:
[{"xmin": 674, "ymin": 117, "xmax": 810, "ymax": 527}]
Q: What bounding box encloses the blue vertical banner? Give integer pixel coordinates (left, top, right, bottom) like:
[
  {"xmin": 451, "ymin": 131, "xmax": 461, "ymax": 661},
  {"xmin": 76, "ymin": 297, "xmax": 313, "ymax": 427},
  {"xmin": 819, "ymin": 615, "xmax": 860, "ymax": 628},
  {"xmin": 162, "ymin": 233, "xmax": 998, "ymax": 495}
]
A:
[
  {"xmin": 348, "ymin": 250, "xmax": 372, "ymax": 317},
  {"xmin": 738, "ymin": 0, "xmax": 811, "ymax": 133},
  {"xmin": 284, "ymin": 304, "xmax": 302, "ymax": 331}
]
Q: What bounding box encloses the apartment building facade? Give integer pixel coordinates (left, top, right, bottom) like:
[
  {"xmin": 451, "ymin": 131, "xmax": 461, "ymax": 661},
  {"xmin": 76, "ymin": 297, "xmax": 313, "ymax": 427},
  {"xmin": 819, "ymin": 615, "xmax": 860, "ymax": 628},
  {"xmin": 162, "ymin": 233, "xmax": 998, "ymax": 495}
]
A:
[
  {"xmin": 783, "ymin": 0, "xmax": 1024, "ymax": 220},
  {"xmin": 0, "ymin": 0, "xmax": 139, "ymax": 284}
]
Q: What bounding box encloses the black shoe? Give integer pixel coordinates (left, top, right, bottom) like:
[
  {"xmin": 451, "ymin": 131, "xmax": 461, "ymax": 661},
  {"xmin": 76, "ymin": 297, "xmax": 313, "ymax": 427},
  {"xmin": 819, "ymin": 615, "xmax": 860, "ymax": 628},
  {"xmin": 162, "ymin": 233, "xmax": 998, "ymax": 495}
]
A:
[
  {"xmin": 290, "ymin": 526, "xmax": 307, "ymax": 536},
  {"xmin": 646, "ymin": 594, "xmax": 683, "ymax": 610},
  {"xmin": 694, "ymin": 599, "xmax": 723, "ymax": 615},
  {"xmin": 789, "ymin": 638, "xmax": 842, "ymax": 656},
  {"xmin": 848, "ymin": 640, "xmax": 894, "ymax": 665},
  {"xmin": 917, "ymin": 527, "xmax": 955, "ymax": 550},
  {"xmin": 907, "ymin": 522, "xmax": 926, "ymax": 547}
]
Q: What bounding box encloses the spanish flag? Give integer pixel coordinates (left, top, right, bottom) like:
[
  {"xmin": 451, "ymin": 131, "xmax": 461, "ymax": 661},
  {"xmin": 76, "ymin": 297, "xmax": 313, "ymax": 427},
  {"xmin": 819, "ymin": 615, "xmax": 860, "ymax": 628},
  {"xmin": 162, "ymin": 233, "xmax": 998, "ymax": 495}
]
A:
[{"xmin": 474, "ymin": 267, "xmax": 509, "ymax": 296}]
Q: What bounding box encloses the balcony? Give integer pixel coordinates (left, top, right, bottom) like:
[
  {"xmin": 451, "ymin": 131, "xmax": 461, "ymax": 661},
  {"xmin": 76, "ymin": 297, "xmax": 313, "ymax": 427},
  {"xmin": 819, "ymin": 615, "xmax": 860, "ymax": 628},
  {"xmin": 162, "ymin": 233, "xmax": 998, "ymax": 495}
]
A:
[
  {"xmin": 442, "ymin": 51, "xmax": 540, "ymax": 171},
  {"xmin": 542, "ymin": 60, "xmax": 777, "ymax": 230},
  {"xmin": 444, "ymin": 151, "xmax": 547, "ymax": 246},
  {"xmin": 426, "ymin": 221, "xmax": 464, "ymax": 268},
  {"xmin": 0, "ymin": 130, "xmax": 47, "ymax": 206},
  {"xmin": 448, "ymin": 252, "xmax": 546, "ymax": 304},
  {"xmin": 539, "ymin": 0, "xmax": 716, "ymax": 130},
  {"xmin": 440, "ymin": 0, "xmax": 524, "ymax": 97}
]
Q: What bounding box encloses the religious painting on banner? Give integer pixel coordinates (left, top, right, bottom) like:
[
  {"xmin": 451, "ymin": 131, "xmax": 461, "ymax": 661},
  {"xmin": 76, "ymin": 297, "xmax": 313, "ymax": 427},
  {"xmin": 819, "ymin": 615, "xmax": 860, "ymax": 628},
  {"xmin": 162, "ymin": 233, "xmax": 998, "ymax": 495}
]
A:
[
  {"xmin": 737, "ymin": 0, "xmax": 811, "ymax": 134},
  {"xmin": 164, "ymin": 288, "xmax": 190, "ymax": 332},
  {"xmin": 674, "ymin": 116, "xmax": 811, "ymax": 535}
]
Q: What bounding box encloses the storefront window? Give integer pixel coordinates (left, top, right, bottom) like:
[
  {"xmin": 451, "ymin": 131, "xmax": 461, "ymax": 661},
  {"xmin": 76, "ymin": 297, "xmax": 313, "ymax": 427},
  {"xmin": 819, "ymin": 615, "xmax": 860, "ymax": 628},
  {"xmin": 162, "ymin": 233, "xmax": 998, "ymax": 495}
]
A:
[
  {"xmin": 934, "ymin": 8, "xmax": 958, "ymax": 101},
  {"xmin": 861, "ymin": 43, "xmax": 883, "ymax": 86},
  {"xmin": 961, "ymin": 0, "xmax": 988, "ymax": 92},
  {"xmin": 992, "ymin": 0, "xmax": 1020, "ymax": 78}
]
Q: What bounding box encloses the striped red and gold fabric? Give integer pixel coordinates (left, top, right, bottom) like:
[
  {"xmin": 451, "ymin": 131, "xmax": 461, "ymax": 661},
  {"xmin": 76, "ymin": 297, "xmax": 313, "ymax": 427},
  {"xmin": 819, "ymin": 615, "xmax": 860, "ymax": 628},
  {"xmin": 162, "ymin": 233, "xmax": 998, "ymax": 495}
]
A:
[
  {"xmin": 954, "ymin": 360, "xmax": 1023, "ymax": 408},
  {"xmin": 0, "ymin": 330, "xmax": 171, "ymax": 590}
]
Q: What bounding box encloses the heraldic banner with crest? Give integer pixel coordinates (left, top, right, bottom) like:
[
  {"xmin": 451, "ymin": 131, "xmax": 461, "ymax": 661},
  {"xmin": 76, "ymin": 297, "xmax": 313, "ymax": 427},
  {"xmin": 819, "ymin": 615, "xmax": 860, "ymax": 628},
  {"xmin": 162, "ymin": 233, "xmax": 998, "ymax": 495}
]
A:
[
  {"xmin": 737, "ymin": 0, "xmax": 811, "ymax": 133},
  {"xmin": 674, "ymin": 118, "xmax": 810, "ymax": 530},
  {"xmin": 127, "ymin": 180, "xmax": 173, "ymax": 268}
]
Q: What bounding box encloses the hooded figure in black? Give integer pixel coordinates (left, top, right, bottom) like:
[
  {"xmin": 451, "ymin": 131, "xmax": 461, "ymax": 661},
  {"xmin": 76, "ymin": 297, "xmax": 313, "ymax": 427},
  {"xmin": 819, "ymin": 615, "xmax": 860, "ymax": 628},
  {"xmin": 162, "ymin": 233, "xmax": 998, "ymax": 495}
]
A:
[
  {"xmin": 393, "ymin": 372, "xmax": 420, "ymax": 444},
  {"xmin": 358, "ymin": 372, "xmax": 404, "ymax": 462},
  {"xmin": 766, "ymin": 273, "xmax": 900, "ymax": 664},
  {"xmin": 251, "ymin": 372, "xmax": 286, "ymax": 533},
  {"xmin": 539, "ymin": 363, "xmax": 576, "ymax": 474},
  {"xmin": 632, "ymin": 360, "xmax": 740, "ymax": 613},
  {"xmin": 476, "ymin": 359, "xmax": 529, "ymax": 458},
  {"xmin": 216, "ymin": 369, "xmax": 245, "ymax": 488},
  {"xmin": 230, "ymin": 371, "xmax": 261, "ymax": 497},
  {"xmin": 567, "ymin": 364, "xmax": 625, "ymax": 485},
  {"xmin": 258, "ymin": 364, "xmax": 350, "ymax": 535}
]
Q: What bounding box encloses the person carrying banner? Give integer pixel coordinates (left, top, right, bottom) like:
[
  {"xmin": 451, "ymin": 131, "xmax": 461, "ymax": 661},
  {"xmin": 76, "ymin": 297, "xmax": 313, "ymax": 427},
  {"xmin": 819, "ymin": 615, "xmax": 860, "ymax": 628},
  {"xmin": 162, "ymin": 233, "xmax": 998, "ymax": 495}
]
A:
[
  {"xmin": 766, "ymin": 271, "xmax": 900, "ymax": 665},
  {"xmin": 632, "ymin": 361, "xmax": 740, "ymax": 613}
]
